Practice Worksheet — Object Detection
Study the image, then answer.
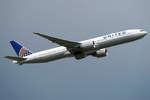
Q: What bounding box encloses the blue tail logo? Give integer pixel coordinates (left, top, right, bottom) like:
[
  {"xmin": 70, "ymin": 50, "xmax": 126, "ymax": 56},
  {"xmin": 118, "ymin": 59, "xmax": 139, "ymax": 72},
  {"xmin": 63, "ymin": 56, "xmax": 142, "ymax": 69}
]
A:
[{"xmin": 10, "ymin": 40, "xmax": 32, "ymax": 57}]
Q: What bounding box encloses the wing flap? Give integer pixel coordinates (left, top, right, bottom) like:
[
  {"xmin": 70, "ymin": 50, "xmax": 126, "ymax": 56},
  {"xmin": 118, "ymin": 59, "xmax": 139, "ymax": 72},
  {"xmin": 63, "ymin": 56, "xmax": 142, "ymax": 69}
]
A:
[{"xmin": 33, "ymin": 32, "xmax": 80, "ymax": 48}]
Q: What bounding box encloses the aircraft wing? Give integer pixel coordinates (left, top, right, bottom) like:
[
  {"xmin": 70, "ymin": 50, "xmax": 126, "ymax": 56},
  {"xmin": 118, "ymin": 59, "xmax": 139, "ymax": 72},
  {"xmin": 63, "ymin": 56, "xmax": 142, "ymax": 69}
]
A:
[
  {"xmin": 33, "ymin": 32, "xmax": 80, "ymax": 48},
  {"xmin": 4, "ymin": 56, "xmax": 26, "ymax": 61}
]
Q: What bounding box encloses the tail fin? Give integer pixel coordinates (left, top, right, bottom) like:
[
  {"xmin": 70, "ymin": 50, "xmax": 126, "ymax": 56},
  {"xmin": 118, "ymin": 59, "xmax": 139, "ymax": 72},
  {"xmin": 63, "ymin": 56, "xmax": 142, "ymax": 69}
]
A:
[{"xmin": 10, "ymin": 40, "xmax": 32, "ymax": 57}]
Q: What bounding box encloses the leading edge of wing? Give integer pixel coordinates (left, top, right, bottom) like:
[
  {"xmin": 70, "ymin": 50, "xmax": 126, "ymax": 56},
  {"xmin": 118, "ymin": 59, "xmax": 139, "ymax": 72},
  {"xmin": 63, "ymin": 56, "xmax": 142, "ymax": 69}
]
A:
[{"xmin": 33, "ymin": 32, "xmax": 80, "ymax": 48}]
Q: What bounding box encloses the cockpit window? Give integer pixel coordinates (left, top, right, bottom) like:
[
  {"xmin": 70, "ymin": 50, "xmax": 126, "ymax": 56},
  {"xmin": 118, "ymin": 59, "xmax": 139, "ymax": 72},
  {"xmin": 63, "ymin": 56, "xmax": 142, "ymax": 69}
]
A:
[{"xmin": 140, "ymin": 29, "xmax": 144, "ymax": 32}]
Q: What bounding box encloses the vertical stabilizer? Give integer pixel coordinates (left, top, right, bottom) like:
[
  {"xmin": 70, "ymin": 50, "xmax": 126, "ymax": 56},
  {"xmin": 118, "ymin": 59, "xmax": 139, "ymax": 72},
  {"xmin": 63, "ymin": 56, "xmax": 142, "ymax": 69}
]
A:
[{"xmin": 10, "ymin": 40, "xmax": 32, "ymax": 57}]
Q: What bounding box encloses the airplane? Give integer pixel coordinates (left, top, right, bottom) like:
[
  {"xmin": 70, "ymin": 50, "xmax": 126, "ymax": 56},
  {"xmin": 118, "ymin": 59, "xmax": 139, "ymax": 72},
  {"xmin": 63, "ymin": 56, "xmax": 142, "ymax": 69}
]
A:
[{"xmin": 5, "ymin": 29, "xmax": 147, "ymax": 65}]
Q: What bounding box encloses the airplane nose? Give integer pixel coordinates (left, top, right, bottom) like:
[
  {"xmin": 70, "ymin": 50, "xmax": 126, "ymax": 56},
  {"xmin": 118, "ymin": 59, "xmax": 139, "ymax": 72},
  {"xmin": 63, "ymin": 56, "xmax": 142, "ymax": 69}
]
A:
[
  {"xmin": 143, "ymin": 31, "xmax": 148, "ymax": 36},
  {"xmin": 140, "ymin": 30, "xmax": 148, "ymax": 36}
]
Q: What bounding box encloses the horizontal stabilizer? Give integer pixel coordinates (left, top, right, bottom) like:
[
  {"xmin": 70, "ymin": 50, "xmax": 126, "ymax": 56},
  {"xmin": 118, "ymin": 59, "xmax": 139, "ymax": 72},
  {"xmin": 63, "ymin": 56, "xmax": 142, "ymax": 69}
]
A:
[{"xmin": 4, "ymin": 56, "xmax": 26, "ymax": 61}]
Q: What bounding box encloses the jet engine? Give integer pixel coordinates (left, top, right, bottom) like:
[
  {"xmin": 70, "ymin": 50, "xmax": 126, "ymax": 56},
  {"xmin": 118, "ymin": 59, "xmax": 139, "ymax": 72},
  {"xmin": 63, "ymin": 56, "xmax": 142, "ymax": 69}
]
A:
[{"xmin": 91, "ymin": 48, "xmax": 108, "ymax": 58}]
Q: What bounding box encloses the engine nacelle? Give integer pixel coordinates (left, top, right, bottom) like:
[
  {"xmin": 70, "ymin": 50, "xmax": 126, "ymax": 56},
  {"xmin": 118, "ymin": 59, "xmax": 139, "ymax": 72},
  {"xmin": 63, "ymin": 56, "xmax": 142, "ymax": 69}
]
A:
[{"xmin": 92, "ymin": 48, "xmax": 108, "ymax": 58}]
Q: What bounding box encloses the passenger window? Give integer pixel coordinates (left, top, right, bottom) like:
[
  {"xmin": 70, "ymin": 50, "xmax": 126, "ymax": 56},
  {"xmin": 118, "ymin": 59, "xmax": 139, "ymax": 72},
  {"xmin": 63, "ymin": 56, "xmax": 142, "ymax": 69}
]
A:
[
  {"xmin": 108, "ymin": 35, "xmax": 111, "ymax": 37},
  {"xmin": 103, "ymin": 36, "xmax": 107, "ymax": 39},
  {"xmin": 118, "ymin": 33, "xmax": 121, "ymax": 35}
]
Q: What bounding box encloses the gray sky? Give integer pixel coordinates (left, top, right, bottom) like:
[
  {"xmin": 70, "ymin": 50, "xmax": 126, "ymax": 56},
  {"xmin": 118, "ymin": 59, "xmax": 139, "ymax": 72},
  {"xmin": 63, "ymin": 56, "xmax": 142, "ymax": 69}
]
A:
[{"xmin": 0, "ymin": 0, "xmax": 150, "ymax": 100}]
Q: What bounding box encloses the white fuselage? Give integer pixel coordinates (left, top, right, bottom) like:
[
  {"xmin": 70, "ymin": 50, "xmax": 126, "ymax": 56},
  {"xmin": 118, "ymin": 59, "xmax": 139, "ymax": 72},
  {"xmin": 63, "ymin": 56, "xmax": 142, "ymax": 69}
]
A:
[{"xmin": 19, "ymin": 29, "xmax": 147, "ymax": 64}]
